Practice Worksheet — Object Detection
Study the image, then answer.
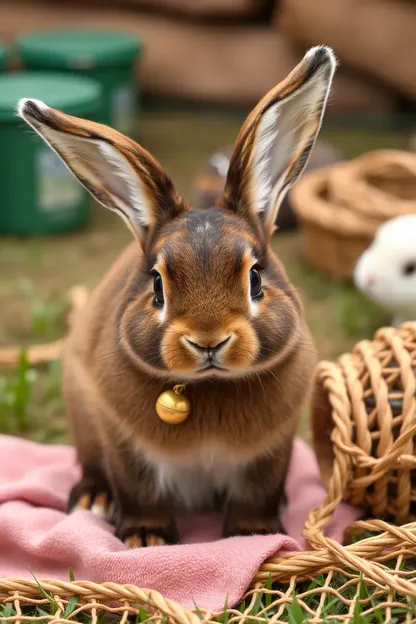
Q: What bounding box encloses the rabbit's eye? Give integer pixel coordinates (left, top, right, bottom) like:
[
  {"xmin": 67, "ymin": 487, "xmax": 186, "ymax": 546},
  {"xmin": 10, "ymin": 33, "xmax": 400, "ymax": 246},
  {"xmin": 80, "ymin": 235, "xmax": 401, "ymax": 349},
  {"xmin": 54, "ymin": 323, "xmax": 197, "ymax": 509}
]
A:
[
  {"xmin": 249, "ymin": 266, "xmax": 263, "ymax": 299},
  {"xmin": 153, "ymin": 273, "xmax": 164, "ymax": 306},
  {"xmin": 403, "ymin": 262, "xmax": 416, "ymax": 277}
]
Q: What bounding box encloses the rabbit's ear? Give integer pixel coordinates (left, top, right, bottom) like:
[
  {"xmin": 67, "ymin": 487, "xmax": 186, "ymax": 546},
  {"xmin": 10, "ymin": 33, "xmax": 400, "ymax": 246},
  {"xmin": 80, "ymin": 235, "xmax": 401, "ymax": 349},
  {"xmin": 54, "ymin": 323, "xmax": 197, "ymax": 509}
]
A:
[
  {"xmin": 223, "ymin": 46, "xmax": 336, "ymax": 237},
  {"xmin": 18, "ymin": 99, "xmax": 185, "ymax": 242}
]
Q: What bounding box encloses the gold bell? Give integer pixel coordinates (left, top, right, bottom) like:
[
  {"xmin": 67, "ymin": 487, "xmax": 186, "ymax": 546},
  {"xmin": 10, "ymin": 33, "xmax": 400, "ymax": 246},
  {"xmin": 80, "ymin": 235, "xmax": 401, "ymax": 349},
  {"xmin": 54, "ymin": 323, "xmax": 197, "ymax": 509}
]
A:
[{"xmin": 156, "ymin": 384, "xmax": 190, "ymax": 424}]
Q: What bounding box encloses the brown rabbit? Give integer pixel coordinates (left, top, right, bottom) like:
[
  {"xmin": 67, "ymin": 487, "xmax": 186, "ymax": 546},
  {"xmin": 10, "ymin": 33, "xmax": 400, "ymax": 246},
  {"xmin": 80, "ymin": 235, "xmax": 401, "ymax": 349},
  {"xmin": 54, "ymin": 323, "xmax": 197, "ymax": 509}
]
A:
[{"xmin": 18, "ymin": 45, "xmax": 336, "ymax": 548}]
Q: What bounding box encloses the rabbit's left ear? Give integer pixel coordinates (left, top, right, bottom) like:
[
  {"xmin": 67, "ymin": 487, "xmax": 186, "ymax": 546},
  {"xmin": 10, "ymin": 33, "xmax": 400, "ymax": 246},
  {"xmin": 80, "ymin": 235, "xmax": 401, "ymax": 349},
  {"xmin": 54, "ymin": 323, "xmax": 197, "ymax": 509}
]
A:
[
  {"xmin": 223, "ymin": 46, "xmax": 336, "ymax": 237},
  {"xmin": 17, "ymin": 99, "xmax": 185, "ymax": 244}
]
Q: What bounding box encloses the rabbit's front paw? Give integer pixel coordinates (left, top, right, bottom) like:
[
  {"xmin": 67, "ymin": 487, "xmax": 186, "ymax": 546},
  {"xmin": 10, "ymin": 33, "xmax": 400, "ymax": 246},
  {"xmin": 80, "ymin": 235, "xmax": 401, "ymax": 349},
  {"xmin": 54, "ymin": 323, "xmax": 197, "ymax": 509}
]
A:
[
  {"xmin": 116, "ymin": 517, "xmax": 178, "ymax": 548},
  {"xmin": 68, "ymin": 476, "xmax": 114, "ymax": 522}
]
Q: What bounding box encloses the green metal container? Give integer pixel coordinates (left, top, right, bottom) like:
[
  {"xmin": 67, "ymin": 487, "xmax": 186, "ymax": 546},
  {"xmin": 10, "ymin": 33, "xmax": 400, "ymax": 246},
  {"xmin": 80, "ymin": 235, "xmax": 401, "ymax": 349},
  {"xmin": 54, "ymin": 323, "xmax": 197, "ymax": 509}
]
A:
[
  {"xmin": 0, "ymin": 72, "xmax": 101, "ymax": 235},
  {"xmin": 17, "ymin": 30, "xmax": 141, "ymax": 139},
  {"xmin": 0, "ymin": 43, "xmax": 7, "ymax": 71}
]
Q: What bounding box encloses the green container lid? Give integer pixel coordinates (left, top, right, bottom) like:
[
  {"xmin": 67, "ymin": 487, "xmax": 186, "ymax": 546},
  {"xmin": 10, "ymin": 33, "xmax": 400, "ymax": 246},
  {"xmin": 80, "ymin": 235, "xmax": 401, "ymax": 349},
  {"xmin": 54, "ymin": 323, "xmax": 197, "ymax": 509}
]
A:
[
  {"xmin": 0, "ymin": 72, "xmax": 102, "ymax": 122},
  {"xmin": 17, "ymin": 30, "xmax": 141, "ymax": 70},
  {"xmin": 0, "ymin": 43, "xmax": 7, "ymax": 70}
]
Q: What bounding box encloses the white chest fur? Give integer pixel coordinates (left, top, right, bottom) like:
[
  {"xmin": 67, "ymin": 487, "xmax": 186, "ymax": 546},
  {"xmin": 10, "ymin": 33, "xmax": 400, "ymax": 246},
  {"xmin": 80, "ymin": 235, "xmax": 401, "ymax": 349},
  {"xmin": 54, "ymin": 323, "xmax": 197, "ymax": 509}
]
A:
[{"xmin": 143, "ymin": 444, "xmax": 250, "ymax": 511}]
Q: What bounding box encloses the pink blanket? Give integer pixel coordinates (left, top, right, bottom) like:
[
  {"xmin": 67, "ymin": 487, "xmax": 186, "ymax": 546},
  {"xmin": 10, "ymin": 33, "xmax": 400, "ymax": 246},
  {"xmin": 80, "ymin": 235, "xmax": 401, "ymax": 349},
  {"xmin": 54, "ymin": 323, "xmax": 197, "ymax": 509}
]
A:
[{"xmin": 0, "ymin": 435, "xmax": 359, "ymax": 611}]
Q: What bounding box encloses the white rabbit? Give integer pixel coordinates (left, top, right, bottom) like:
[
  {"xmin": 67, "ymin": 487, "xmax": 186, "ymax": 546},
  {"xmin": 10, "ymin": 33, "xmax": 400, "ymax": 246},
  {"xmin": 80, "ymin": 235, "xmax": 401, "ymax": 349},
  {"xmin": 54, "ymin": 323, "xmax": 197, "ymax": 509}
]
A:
[{"xmin": 354, "ymin": 214, "xmax": 416, "ymax": 327}]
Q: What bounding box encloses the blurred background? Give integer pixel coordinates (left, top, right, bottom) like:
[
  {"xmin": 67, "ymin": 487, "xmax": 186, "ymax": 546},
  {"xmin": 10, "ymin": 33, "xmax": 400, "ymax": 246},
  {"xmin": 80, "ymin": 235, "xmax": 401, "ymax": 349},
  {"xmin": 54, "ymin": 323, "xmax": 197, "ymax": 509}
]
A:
[{"xmin": 1, "ymin": 0, "xmax": 416, "ymax": 442}]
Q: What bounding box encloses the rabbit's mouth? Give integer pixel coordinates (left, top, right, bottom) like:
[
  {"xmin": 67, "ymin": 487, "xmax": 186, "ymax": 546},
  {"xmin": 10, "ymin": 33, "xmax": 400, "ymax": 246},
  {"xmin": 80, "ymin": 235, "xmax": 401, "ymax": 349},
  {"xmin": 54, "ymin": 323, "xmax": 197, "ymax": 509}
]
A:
[{"xmin": 196, "ymin": 364, "xmax": 228, "ymax": 374}]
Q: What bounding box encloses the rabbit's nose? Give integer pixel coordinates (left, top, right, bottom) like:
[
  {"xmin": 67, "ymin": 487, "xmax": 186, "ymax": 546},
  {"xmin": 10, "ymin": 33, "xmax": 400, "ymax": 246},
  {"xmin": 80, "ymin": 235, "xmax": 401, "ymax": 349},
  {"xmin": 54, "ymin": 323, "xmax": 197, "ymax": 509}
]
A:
[
  {"xmin": 185, "ymin": 335, "xmax": 231, "ymax": 357},
  {"xmin": 366, "ymin": 275, "xmax": 377, "ymax": 289}
]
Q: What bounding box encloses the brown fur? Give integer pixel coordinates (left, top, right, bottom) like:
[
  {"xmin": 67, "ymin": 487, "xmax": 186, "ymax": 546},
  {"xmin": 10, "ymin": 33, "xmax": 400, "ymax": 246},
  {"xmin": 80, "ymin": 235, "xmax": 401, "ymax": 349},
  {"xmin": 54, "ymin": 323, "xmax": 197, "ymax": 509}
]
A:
[
  {"xmin": 62, "ymin": 237, "xmax": 315, "ymax": 540},
  {"xmin": 19, "ymin": 46, "xmax": 336, "ymax": 545}
]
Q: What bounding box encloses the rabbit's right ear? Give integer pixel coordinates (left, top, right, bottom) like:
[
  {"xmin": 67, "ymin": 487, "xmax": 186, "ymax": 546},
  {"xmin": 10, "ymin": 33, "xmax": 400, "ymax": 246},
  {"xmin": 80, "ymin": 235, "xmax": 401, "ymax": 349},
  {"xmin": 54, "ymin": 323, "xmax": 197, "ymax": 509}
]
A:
[
  {"xmin": 18, "ymin": 99, "xmax": 185, "ymax": 243},
  {"xmin": 223, "ymin": 46, "xmax": 336, "ymax": 238}
]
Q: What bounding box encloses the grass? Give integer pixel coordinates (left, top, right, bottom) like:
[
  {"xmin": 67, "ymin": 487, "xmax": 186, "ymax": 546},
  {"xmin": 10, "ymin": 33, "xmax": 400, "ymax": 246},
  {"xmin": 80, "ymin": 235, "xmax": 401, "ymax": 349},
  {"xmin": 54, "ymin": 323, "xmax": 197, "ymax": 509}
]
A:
[
  {"xmin": 0, "ymin": 288, "xmax": 67, "ymax": 442},
  {"xmin": 0, "ymin": 354, "xmax": 65, "ymax": 443},
  {"xmin": 287, "ymin": 262, "xmax": 389, "ymax": 341},
  {"xmin": 30, "ymin": 295, "xmax": 69, "ymax": 340}
]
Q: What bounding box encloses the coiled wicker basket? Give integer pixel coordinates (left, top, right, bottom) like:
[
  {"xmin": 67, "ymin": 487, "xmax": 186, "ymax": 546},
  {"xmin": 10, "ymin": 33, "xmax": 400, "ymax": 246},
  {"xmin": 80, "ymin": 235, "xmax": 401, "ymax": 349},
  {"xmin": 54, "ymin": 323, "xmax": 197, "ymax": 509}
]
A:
[
  {"xmin": 291, "ymin": 149, "xmax": 416, "ymax": 280},
  {"xmin": 313, "ymin": 321, "xmax": 416, "ymax": 527},
  {"xmin": 0, "ymin": 303, "xmax": 415, "ymax": 622}
]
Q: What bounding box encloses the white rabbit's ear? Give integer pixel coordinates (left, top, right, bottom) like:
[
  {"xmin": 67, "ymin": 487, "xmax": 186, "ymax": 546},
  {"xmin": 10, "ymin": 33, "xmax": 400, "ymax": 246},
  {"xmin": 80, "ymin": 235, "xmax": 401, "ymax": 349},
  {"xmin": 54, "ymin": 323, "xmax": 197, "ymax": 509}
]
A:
[
  {"xmin": 223, "ymin": 46, "xmax": 336, "ymax": 237},
  {"xmin": 17, "ymin": 99, "xmax": 185, "ymax": 243}
]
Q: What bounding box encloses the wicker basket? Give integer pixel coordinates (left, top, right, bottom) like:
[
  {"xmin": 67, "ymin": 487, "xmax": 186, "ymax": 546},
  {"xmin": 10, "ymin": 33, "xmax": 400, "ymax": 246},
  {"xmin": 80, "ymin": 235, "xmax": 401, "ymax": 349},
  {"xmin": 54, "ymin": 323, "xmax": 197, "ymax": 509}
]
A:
[
  {"xmin": 290, "ymin": 149, "xmax": 416, "ymax": 280},
  {"xmin": 329, "ymin": 150, "xmax": 416, "ymax": 221},
  {"xmin": 313, "ymin": 321, "xmax": 416, "ymax": 526}
]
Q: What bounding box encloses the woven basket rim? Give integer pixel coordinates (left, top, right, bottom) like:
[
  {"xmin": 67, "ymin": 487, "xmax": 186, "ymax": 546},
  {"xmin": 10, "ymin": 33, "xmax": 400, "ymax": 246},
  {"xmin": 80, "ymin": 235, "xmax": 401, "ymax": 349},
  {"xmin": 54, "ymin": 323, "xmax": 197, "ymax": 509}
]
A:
[
  {"xmin": 290, "ymin": 165, "xmax": 380, "ymax": 237},
  {"xmin": 328, "ymin": 149, "xmax": 416, "ymax": 221},
  {"xmin": 0, "ymin": 515, "xmax": 415, "ymax": 617},
  {"xmin": 291, "ymin": 149, "xmax": 416, "ymax": 237}
]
